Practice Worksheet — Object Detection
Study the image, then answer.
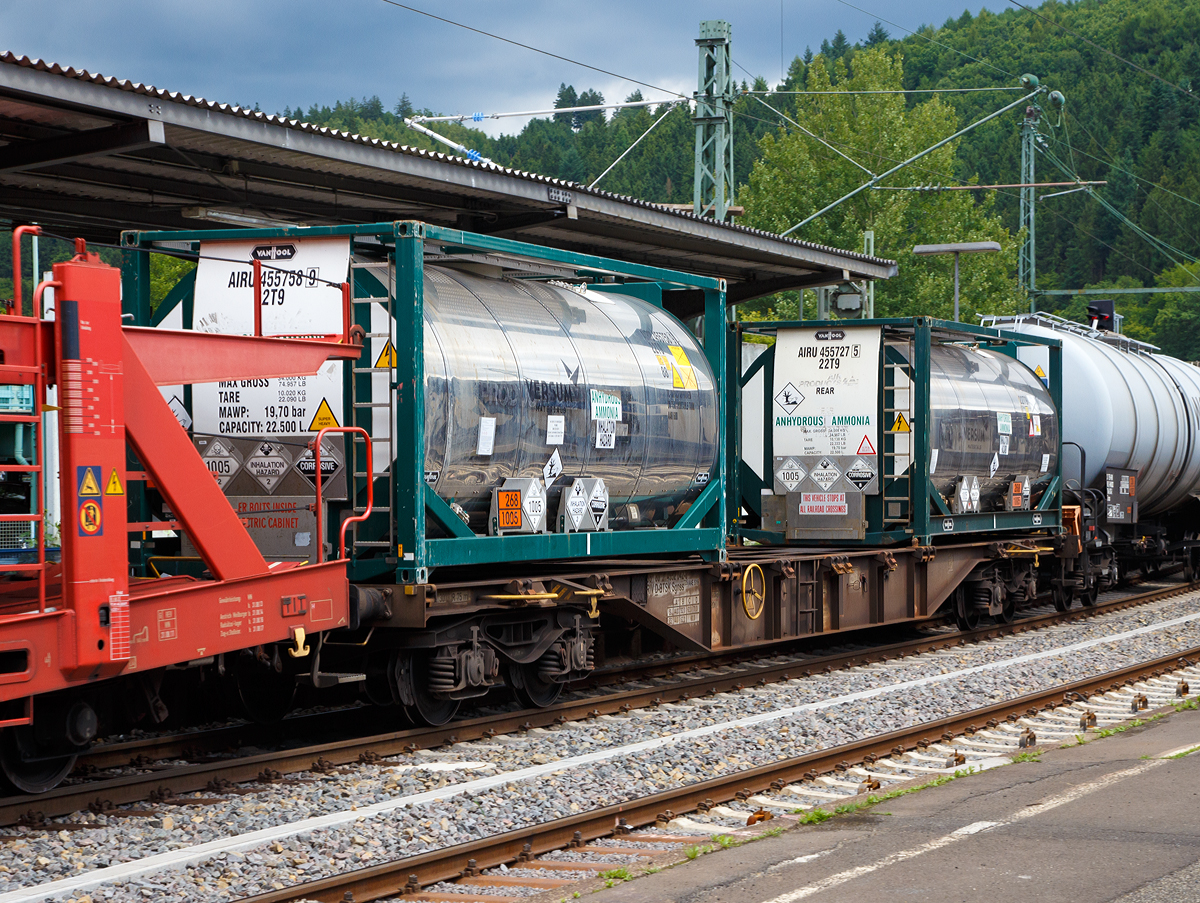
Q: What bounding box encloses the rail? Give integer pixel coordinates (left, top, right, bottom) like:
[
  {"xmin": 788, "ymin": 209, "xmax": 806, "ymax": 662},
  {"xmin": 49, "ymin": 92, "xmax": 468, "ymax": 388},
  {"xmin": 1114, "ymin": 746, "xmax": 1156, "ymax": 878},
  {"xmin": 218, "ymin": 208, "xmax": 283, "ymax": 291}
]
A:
[
  {"xmin": 2, "ymin": 577, "xmax": 1192, "ymax": 828},
  {"xmin": 240, "ymin": 643, "xmax": 1200, "ymax": 902}
]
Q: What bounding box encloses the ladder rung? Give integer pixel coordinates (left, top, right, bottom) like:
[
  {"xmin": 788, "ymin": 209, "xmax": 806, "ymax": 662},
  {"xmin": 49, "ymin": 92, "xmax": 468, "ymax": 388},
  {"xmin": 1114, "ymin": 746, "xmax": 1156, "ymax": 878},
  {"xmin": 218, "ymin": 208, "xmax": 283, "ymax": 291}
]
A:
[
  {"xmin": 353, "ymin": 368, "xmax": 392, "ymax": 374},
  {"xmin": 354, "ymin": 506, "xmax": 390, "ymax": 512},
  {"xmin": 352, "ymin": 296, "xmax": 389, "ymax": 303},
  {"xmin": 353, "ymin": 472, "xmax": 390, "ymax": 479},
  {"xmin": 353, "ymin": 402, "xmax": 391, "ymax": 408},
  {"xmin": 353, "ymin": 540, "xmax": 392, "ymax": 548},
  {"xmin": 365, "ymin": 332, "xmax": 391, "ymax": 339}
]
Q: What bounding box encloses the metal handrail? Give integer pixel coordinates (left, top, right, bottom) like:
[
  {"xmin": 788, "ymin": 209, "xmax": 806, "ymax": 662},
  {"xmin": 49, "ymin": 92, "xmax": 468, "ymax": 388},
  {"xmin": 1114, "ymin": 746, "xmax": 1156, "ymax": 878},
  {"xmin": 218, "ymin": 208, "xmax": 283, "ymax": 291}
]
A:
[{"xmin": 312, "ymin": 426, "xmax": 373, "ymax": 562}]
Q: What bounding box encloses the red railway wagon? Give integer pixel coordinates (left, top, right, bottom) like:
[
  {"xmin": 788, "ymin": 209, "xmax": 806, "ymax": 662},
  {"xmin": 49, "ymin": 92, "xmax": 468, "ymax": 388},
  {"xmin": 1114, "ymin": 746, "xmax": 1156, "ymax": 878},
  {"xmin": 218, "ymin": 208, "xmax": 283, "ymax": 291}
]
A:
[{"xmin": 0, "ymin": 231, "xmax": 363, "ymax": 791}]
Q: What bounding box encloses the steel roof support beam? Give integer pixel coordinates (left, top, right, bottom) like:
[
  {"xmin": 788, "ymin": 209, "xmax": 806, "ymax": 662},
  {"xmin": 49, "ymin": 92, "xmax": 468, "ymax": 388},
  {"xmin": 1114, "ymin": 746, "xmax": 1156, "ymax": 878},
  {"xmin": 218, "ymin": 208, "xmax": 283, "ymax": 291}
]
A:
[{"xmin": 0, "ymin": 119, "xmax": 165, "ymax": 174}]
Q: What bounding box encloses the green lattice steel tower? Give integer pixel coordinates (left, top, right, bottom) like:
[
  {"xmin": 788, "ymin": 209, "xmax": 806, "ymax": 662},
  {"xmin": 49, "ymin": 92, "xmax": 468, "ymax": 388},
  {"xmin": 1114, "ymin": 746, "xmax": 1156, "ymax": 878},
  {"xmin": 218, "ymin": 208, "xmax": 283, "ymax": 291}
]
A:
[
  {"xmin": 693, "ymin": 20, "xmax": 735, "ymax": 221},
  {"xmin": 1019, "ymin": 101, "xmax": 1040, "ymax": 310}
]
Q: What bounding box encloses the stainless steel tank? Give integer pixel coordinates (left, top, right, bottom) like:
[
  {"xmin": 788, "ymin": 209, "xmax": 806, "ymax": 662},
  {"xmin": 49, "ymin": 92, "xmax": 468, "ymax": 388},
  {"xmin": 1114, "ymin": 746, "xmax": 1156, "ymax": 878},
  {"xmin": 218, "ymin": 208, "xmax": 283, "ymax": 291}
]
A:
[
  {"xmin": 420, "ymin": 267, "xmax": 718, "ymax": 527},
  {"xmin": 995, "ymin": 316, "xmax": 1200, "ymax": 516},
  {"xmin": 926, "ymin": 343, "xmax": 1059, "ymax": 508}
]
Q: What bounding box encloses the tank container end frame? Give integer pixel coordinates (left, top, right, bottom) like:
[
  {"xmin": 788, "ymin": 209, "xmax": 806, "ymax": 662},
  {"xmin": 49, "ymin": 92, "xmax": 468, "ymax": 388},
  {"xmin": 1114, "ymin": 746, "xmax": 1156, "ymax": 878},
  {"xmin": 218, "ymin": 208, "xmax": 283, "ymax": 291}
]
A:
[
  {"xmin": 731, "ymin": 317, "xmax": 1064, "ymax": 545},
  {"xmin": 120, "ymin": 221, "xmax": 729, "ymax": 584}
]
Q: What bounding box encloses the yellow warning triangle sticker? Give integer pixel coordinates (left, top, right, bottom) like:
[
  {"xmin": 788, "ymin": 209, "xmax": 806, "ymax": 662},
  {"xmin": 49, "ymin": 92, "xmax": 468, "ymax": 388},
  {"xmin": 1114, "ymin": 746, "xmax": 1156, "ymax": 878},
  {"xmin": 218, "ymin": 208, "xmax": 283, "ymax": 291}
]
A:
[
  {"xmin": 306, "ymin": 398, "xmax": 340, "ymax": 432},
  {"xmin": 105, "ymin": 469, "xmax": 124, "ymax": 496},
  {"xmin": 890, "ymin": 412, "xmax": 911, "ymax": 433},
  {"xmin": 79, "ymin": 467, "xmax": 101, "ymax": 497},
  {"xmin": 1034, "ymin": 364, "xmax": 1047, "ymax": 378},
  {"xmin": 374, "ymin": 340, "xmax": 397, "ymax": 369}
]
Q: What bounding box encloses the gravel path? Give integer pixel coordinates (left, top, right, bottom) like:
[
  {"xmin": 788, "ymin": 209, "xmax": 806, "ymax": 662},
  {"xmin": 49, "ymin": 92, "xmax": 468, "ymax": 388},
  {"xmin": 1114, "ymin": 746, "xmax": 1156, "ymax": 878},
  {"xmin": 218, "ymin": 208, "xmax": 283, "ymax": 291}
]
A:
[{"xmin": 5, "ymin": 587, "xmax": 1200, "ymax": 903}]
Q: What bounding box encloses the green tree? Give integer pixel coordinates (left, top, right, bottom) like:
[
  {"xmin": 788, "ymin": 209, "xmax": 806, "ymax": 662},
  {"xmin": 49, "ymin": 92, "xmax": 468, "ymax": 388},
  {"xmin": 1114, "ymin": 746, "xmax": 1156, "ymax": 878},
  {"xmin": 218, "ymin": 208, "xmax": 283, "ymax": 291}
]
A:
[
  {"xmin": 1152, "ymin": 262, "xmax": 1200, "ymax": 360},
  {"xmin": 864, "ymin": 21, "xmax": 890, "ymax": 47},
  {"xmin": 575, "ymin": 89, "xmax": 605, "ymax": 128},
  {"xmin": 150, "ymin": 255, "xmax": 196, "ymax": 313},
  {"xmin": 741, "ymin": 48, "xmax": 1023, "ymax": 321},
  {"xmin": 554, "ymin": 84, "xmax": 578, "ymax": 125}
]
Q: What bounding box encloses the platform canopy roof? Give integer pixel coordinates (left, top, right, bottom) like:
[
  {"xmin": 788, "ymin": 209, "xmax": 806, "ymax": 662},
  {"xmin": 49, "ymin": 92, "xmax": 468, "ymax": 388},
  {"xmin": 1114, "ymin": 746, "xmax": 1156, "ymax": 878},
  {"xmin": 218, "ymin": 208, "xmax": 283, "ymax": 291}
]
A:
[{"xmin": 0, "ymin": 52, "xmax": 897, "ymax": 312}]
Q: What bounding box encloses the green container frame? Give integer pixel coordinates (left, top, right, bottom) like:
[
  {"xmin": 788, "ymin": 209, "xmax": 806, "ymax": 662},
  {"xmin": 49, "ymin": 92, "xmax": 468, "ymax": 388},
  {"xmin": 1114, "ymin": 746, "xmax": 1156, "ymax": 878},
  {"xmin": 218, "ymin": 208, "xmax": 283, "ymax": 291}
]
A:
[
  {"xmin": 729, "ymin": 317, "xmax": 1064, "ymax": 546},
  {"xmin": 120, "ymin": 221, "xmax": 729, "ymax": 583}
]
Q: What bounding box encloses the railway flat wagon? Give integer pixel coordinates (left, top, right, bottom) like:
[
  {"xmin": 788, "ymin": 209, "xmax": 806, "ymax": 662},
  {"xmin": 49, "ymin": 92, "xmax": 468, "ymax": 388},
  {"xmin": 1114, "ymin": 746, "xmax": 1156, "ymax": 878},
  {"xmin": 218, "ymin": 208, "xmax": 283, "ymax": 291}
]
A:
[{"xmin": 122, "ymin": 223, "xmax": 1073, "ymax": 728}]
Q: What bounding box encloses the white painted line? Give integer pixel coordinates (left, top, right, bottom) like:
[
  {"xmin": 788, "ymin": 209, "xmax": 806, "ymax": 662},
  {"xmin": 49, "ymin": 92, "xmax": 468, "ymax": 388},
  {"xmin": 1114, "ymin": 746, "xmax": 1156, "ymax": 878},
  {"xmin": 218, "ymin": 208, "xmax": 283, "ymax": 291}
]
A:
[
  {"xmin": 768, "ymin": 851, "xmax": 831, "ymax": 872},
  {"xmin": 757, "ymin": 758, "xmax": 1168, "ymax": 902},
  {"xmin": 7, "ymin": 605, "xmax": 1200, "ymax": 903}
]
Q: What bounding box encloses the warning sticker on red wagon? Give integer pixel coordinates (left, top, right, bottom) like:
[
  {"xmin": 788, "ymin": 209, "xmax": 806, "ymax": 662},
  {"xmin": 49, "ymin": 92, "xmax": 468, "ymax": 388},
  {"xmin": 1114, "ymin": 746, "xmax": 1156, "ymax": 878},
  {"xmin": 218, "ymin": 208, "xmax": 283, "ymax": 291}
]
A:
[{"xmin": 798, "ymin": 492, "xmax": 848, "ymax": 515}]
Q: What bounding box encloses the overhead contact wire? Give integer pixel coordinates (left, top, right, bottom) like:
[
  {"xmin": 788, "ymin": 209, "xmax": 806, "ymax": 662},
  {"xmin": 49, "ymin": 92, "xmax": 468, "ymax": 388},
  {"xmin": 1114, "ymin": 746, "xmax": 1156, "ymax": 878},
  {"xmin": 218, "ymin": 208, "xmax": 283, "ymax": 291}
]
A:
[{"xmin": 376, "ymin": 0, "xmax": 688, "ymax": 100}]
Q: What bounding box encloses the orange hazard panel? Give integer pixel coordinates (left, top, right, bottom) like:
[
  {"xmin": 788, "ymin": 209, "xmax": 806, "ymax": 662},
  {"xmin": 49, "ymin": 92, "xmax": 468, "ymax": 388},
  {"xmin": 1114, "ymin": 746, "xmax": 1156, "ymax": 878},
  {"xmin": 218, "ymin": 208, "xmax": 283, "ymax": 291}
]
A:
[{"xmin": 498, "ymin": 490, "xmax": 522, "ymax": 530}]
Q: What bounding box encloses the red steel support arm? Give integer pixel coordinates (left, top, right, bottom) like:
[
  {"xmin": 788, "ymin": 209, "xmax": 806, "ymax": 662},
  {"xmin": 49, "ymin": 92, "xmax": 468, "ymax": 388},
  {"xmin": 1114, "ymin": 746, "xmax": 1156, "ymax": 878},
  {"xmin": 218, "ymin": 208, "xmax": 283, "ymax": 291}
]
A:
[
  {"xmin": 121, "ymin": 327, "xmax": 361, "ymax": 386},
  {"xmin": 121, "ymin": 332, "xmax": 268, "ymax": 580}
]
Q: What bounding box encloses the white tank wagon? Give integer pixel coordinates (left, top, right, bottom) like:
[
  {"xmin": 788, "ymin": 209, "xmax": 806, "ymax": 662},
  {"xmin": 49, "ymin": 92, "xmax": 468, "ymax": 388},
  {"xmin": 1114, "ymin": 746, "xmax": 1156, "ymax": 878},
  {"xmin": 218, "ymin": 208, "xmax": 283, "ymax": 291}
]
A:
[
  {"xmin": 986, "ymin": 312, "xmax": 1200, "ymax": 603},
  {"xmin": 990, "ymin": 313, "xmax": 1200, "ymax": 517}
]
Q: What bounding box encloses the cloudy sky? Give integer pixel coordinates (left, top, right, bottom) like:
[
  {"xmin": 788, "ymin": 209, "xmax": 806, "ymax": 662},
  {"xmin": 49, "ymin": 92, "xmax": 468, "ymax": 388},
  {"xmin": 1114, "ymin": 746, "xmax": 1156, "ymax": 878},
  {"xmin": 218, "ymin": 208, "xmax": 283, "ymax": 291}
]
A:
[{"xmin": 5, "ymin": 1, "xmax": 1000, "ymax": 136}]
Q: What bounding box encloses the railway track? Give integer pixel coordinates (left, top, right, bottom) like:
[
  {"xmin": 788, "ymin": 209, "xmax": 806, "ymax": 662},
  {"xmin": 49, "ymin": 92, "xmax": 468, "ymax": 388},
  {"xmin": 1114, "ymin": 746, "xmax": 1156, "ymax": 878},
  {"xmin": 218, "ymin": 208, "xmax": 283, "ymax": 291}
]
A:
[
  {"xmin": 236, "ymin": 644, "xmax": 1200, "ymax": 903},
  {"xmin": 4, "ymin": 577, "xmax": 1191, "ymax": 829},
  {"xmin": 4, "ymin": 577, "xmax": 1199, "ymax": 903}
]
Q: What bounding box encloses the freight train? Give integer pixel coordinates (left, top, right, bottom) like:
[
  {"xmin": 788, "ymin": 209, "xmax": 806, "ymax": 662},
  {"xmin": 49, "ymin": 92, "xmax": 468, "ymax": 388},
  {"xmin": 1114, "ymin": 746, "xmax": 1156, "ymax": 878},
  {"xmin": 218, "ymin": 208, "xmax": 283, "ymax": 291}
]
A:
[{"xmin": 0, "ymin": 220, "xmax": 1194, "ymax": 793}]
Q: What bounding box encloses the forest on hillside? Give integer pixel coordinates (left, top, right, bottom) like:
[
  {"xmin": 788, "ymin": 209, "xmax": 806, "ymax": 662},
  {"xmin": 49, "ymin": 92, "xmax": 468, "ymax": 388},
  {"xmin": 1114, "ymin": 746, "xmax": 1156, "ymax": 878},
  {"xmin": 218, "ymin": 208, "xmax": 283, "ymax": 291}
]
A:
[
  {"xmin": 274, "ymin": 0, "xmax": 1200, "ymax": 355},
  {"xmin": 6, "ymin": 0, "xmax": 1200, "ymax": 356}
]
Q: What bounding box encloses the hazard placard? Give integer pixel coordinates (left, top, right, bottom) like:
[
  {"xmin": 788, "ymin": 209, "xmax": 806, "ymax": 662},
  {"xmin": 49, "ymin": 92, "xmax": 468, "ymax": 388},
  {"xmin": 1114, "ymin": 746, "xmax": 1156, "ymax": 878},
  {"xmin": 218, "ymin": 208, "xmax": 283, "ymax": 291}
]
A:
[
  {"xmin": 78, "ymin": 466, "xmax": 101, "ymax": 497},
  {"xmin": 772, "ymin": 325, "xmax": 880, "ymax": 458},
  {"xmin": 889, "ymin": 413, "xmax": 911, "ymax": 433},
  {"xmin": 668, "ymin": 345, "xmax": 698, "ymax": 390},
  {"xmin": 374, "ymin": 340, "xmax": 396, "ymax": 369},
  {"xmin": 497, "ymin": 490, "xmax": 522, "ymax": 530},
  {"xmin": 105, "ymin": 469, "xmax": 124, "ymax": 496},
  {"xmin": 306, "ymin": 398, "xmax": 340, "ymax": 432},
  {"xmin": 856, "ymin": 435, "xmax": 876, "ymax": 456}
]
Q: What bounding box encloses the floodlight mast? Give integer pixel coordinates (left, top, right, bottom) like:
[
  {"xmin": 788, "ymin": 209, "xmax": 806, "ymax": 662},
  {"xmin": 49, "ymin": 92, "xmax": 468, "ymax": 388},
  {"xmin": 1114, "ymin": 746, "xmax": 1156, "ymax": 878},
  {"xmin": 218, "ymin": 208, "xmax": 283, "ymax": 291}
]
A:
[{"xmin": 781, "ymin": 83, "xmax": 1046, "ymax": 237}]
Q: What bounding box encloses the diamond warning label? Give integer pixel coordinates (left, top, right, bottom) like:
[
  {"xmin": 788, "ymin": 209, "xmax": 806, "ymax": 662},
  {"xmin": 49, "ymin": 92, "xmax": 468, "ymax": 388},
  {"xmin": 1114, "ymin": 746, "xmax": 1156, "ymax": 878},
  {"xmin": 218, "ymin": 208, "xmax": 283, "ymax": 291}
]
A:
[
  {"xmin": 845, "ymin": 458, "xmax": 876, "ymax": 490},
  {"xmin": 776, "ymin": 458, "xmax": 806, "ymax": 492},
  {"xmin": 202, "ymin": 439, "xmax": 242, "ymax": 489},
  {"xmin": 668, "ymin": 345, "xmax": 698, "ymax": 390},
  {"xmin": 245, "ymin": 442, "xmax": 290, "ymax": 493},
  {"xmin": 809, "ymin": 458, "xmax": 841, "ymax": 491},
  {"xmin": 565, "ymin": 482, "xmax": 588, "ymax": 529}
]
